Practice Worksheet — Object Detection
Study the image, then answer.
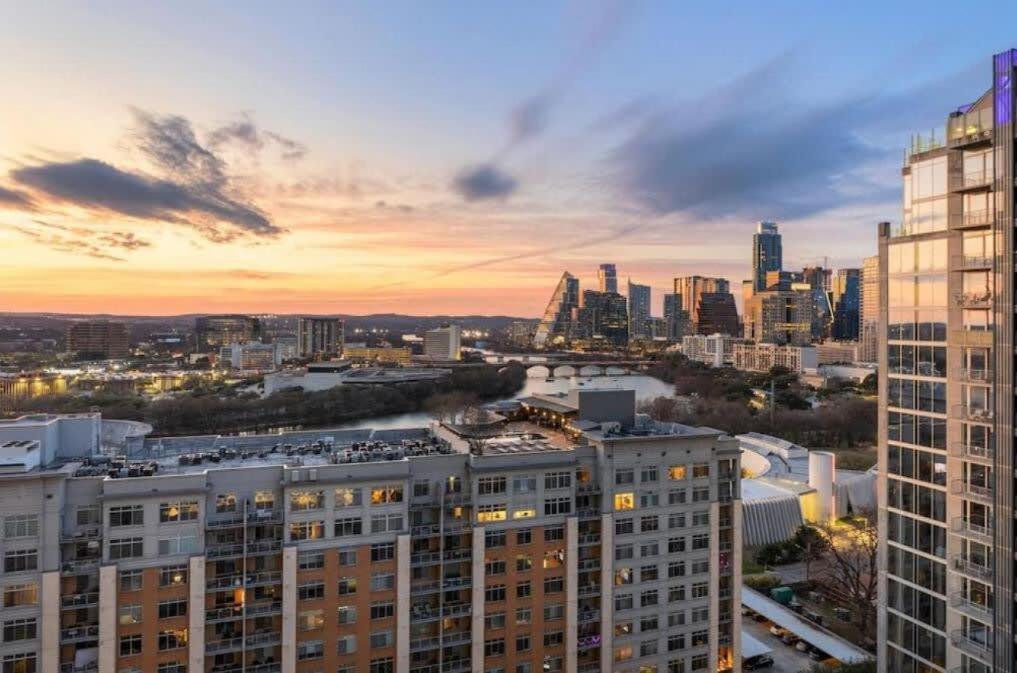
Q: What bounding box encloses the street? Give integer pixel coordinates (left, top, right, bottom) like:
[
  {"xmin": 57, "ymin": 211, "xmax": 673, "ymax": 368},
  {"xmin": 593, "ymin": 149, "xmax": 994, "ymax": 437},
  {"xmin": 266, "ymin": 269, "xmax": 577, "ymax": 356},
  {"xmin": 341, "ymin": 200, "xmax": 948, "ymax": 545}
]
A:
[{"xmin": 742, "ymin": 613, "xmax": 814, "ymax": 672}]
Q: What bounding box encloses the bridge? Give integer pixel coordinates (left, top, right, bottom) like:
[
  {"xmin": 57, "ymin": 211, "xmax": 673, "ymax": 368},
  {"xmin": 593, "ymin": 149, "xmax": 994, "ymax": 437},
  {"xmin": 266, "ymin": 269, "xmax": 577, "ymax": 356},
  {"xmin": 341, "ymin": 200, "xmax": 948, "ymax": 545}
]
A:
[{"xmin": 519, "ymin": 360, "xmax": 657, "ymax": 378}]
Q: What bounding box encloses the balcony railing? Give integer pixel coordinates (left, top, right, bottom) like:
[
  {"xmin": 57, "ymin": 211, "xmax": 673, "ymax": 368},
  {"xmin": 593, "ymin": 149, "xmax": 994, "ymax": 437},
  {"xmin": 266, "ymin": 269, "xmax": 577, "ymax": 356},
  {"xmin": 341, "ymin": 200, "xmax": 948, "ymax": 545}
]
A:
[
  {"xmin": 206, "ymin": 571, "xmax": 282, "ymax": 590},
  {"xmin": 410, "ymin": 660, "xmax": 471, "ymax": 673},
  {"xmin": 950, "ymin": 630, "xmax": 993, "ymax": 660},
  {"xmin": 953, "ymin": 367, "xmax": 992, "ymax": 383},
  {"xmin": 60, "ymin": 625, "xmax": 99, "ymax": 643},
  {"xmin": 578, "ymin": 558, "xmax": 601, "ymax": 571},
  {"xmin": 952, "ymin": 405, "xmax": 994, "ymax": 423},
  {"xmin": 578, "ymin": 609, "xmax": 600, "ymax": 623},
  {"xmin": 950, "ymin": 210, "xmax": 995, "ymax": 229},
  {"xmin": 951, "ymin": 554, "xmax": 993, "ymax": 582},
  {"xmin": 952, "ymin": 171, "xmax": 992, "ymax": 191},
  {"xmin": 578, "ymin": 532, "xmax": 601, "ymax": 545},
  {"xmin": 950, "ymin": 592, "xmax": 993, "ymax": 622},
  {"xmin": 954, "ymin": 292, "xmax": 993, "ymax": 309},
  {"xmin": 949, "ymin": 442, "xmax": 994, "ymax": 463},
  {"xmin": 61, "ymin": 558, "xmax": 100, "ymax": 575},
  {"xmin": 952, "ymin": 518, "xmax": 993, "ymax": 542},
  {"xmin": 60, "ymin": 663, "xmax": 98, "ymax": 673},
  {"xmin": 60, "ymin": 592, "xmax": 99, "ymax": 609},
  {"xmin": 951, "ymin": 480, "xmax": 994, "ymax": 504}
]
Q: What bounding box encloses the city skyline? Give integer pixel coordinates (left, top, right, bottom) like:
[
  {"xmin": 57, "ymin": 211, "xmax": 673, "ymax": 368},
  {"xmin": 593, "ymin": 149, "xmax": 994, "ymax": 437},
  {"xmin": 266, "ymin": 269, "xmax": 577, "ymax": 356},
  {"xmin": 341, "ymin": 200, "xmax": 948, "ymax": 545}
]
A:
[{"xmin": 3, "ymin": 2, "xmax": 1017, "ymax": 316}]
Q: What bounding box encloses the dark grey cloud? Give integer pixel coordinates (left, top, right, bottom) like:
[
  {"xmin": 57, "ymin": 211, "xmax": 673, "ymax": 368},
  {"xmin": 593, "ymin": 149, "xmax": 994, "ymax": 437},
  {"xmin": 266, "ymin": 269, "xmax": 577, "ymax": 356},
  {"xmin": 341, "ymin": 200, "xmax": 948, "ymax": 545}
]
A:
[
  {"xmin": 11, "ymin": 158, "xmax": 280, "ymax": 238},
  {"xmin": 0, "ymin": 184, "xmax": 35, "ymax": 209},
  {"xmin": 208, "ymin": 115, "xmax": 309, "ymax": 161},
  {"xmin": 452, "ymin": 164, "xmax": 519, "ymax": 201},
  {"xmin": 606, "ymin": 54, "xmax": 929, "ymax": 220}
]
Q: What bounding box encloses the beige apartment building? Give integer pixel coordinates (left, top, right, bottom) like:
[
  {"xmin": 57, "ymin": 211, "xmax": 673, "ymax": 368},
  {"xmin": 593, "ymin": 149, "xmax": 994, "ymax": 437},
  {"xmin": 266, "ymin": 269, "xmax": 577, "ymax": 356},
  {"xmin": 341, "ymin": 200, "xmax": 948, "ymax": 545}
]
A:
[{"xmin": 0, "ymin": 388, "xmax": 741, "ymax": 673}]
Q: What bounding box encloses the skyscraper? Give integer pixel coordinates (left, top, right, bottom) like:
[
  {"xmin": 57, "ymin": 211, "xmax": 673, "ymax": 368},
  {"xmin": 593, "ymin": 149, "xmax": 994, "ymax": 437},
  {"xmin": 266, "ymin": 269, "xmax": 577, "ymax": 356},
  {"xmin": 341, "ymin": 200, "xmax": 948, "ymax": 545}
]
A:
[
  {"xmin": 831, "ymin": 268, "xmax": 861, "ymax": 341},
  {"xmin": 860, "ymin": 256, "xmax": 879, "ymax": 361},
  {"xmin": 674, "ymin": 276, "xmax": 737, "ymax": 334},
  {"xmin": 195, "ymin": 315, "xmax": 261, "ymax": 351},
  {"xmin": 663, "ymin": 293, "xmax": 690, "ymax": 342},
  {"xmin": 597, "ymin": 263, "xmax": 618, "ymax": 293},
  {"xmin": 752, "ymin": 221, "xmax": 783, "ymax": 292},
  {"xmin": 742, "ymin": 290, "xmax": 812, "ymax": 345},
  {"xmin": 696, "ymin": 293, "xmax": 740, "ymax": 337},
  {"xmin": 877, "ymin": 49, "xmax": 1016, "ymax": 673},
  {"xmin": 577, "ymin": 290, "xmax": 629, "ymax": 346},
  {"xmin": 297, "ymin": 316, "xmax": 344, "ymax": 360},
  {"xmin": 627, "ymin": 280, "xmax": 651, "ymax": 339},
  {"xmin": 533, "ymin": 272, "xmax": 580, "ymax": 347},
  {"xmin": 66, "ymin": 320, "xmax": 130, "ymax": 359}
]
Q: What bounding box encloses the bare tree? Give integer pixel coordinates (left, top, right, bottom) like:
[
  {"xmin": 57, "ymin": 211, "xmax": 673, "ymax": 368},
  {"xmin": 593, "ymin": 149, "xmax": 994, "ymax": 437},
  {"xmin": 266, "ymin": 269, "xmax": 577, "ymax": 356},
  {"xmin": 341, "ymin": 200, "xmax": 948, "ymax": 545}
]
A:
[{"xmin": 814, "ymin": 510, "xmax": 878, "ymax": 637}]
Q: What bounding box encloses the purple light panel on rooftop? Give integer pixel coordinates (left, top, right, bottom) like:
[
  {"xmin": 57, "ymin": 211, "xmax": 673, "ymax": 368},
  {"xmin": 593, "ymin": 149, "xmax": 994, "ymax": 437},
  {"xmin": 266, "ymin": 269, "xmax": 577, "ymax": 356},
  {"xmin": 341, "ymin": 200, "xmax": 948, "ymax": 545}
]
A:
[{"xmin": 994, "ymin": 49, "xmax": 1016, "ymax": 126}]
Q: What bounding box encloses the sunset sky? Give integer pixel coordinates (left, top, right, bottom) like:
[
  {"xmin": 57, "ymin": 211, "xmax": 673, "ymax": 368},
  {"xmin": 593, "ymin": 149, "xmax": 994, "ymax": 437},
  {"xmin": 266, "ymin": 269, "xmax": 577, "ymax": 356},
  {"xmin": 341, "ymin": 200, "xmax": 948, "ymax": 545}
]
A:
[{"xmin": 2, "ymin": 1, "xmax": 1016, "ymax": 317}]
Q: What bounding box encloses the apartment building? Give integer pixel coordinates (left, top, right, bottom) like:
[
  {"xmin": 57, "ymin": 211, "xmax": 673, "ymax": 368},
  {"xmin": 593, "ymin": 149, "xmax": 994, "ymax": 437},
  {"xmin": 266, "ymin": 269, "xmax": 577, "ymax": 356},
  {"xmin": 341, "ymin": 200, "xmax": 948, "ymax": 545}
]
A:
[
  {"xmin": 67, "ymin": 322, "xmax": 130, "ymax": 360},
  {"xmin": 731, "ymin": 342, "xmax": 817, "ymax": 374},
  {"xmin": 0, "ymin": 390, "xmax": 741, "ymax": 673},
  {"xmin": 877, "ymin": 48, "xmax": 1017, "ymax": 673},
  {"xmin": 681, "ymin": 334, "xmax": 742, "ymax": 368}
]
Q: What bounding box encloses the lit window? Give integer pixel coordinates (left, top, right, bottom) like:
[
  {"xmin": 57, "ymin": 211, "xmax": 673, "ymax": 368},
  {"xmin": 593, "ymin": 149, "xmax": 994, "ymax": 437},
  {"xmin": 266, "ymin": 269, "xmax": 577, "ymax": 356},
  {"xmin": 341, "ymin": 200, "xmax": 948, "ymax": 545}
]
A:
[
  {"xmin": 614, "ymin": 493, "xmax": 635, "ymax": 511},
  {"xmin": 667, "ymin": 466, "xmax": 686, "ymax": 480},
  {"xmin": 476, "ymin": 504, "xmax": 507, "ymax": 522},
  {"xmin": 513, "ymin": 509, "xmax": 536, "ymax": 520}
]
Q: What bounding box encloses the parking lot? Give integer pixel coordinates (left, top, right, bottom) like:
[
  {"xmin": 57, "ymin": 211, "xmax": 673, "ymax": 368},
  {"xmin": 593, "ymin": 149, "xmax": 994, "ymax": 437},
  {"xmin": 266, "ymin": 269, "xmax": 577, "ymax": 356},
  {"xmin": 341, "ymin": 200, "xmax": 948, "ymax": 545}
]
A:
[{"xmin": 742, "ymin": 610, "xmax": 815, "ymax": 671}]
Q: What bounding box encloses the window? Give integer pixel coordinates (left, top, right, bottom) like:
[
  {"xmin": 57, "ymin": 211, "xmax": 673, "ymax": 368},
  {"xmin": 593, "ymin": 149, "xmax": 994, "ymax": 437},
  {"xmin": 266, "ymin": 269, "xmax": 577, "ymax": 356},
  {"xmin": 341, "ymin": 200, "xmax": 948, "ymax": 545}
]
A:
[
  {"xmin": 120, "ymin": 570, "xmax": 143, "ymax": 592},
  {"xmin": 691, "ymin": 534, "xmax": 708, "ymax": 551},
  {"xmin": 615, "ymin": 544, "xmax": 634, "ymax": 560},
  {"xmin": 370, "ymin": 513, "xmax": 403, "ymax": 533},
  {"xmin": 513, "ymin": 475, "xmax": 536, "ymax": 493},
  {"xmin": 692, "ymin": 464, "xmax": 710, "ymax": 479},
  {"xmin": 297, "ymin": 640, "xmax": 323, "ymax": 661},
  {"xmin": 485, "ymin": 612, "xmax": 506, "ymax": 629},
  {"xmin": 667, "ymin": 633, "xmax": 685, "ymax": 652},
  {"xmin": 692, "ymin": 510, "xmax": 709, "ymax": 527},
  {"xmin": 544, "ymin": 631, "xmax": 564, "ymax": 647},
  {"xmin": 296, "ymin": 608, "xmax": 324, "ymax": 631},
  {"xmin": 298, "ymin": 581, "xmax": 324, "ymax": 601},
  {"xmin": 641, "ymin": 541, "xmax": 659, "ymax": 557},
  {"xmin": 543, "ymin": 549, "xmax": 564, "ymax": 569},
  {"xmin": 691, "ymin": 582, "xmax": 709, "ymax": 599},
  {"xmin": 110, "ymin": 537, "xmax": 144, "ymax": 559},
  {"xmin": 335, "ymin": 517, "xmax": 363, "ymax": 537},
  {"xmin": 370, "ymin": 631, "xmax": 393, "ymax": 648},
  {"xmin": 667, "ymin": 466, "xmax": 686, "ymax": 480},
  {"xmin": 290, "ymin": 521, "xmax": 325, "ymax": 541},
  {"xmin": 615, "ymin": 593, "xmax": 633, "ymax": 611},
  {"xmin": 640, "ymin": 615, "xmax": 658, "ymax": 632},
  {"xmin": 159, "ymin": 565, "xmax": 188, "ymax": 587},
  {"xmin": 668, "ymin": 513, "xmax": 686, "ymax": 529},
  {"xmin": 339, "ymin": 577, "xmax": 359, "ymax": 595},
  {"xmin": 337, "ymin": 605, "xmax": 357, "ymax": 625},
  {"xmin": 640, "ymin": 492, "xmax": 659, "ymax": 508},
  {"xmin": 254, "ymin": 491, "xmax": 274, "ymax": 511},
  {"xmin": 413, "ymin": 481, "xmax": 430, "ymax": 497},
  {"xmin": 159, "ymin": 501, "xmax": 198, "ymax": 523},
  {"xmin": 335, "ymin": 487, "xmax": 362, "ymax": 507},
  {"xmin": 336, "ymin": 635, "xmax": 357, "ymax": 655},
  {"xmin": 668, "ymin": 586, "xmax": 685, "ymax": 602},
  {"xmin": 516, "ymin": 528, "xmax": 532, "ymax": 544},
  {"xmin": 640, "ymin": 565, "xmax": 658, "ymax": 582},
  {"xmin": 668, "ymin": 561, "xmax": 685, "ymax": 578},
  {"xmin": 485, "ymin": 530, "xmax": 506, "ymax": 547},
  {"xmin": 120, "ymin": 634, "xmax": 143, "ymax": 656},
  {"xmin": 371, "ymin": 543, "xmax": 395, "ymax": 562},
  {"xmin": 486, "ymin": 559, "xmax": 506, "ymax": 575},
  {"xmin": 2, "ymin": 653, "xmax": 36, "ymax": 673},
  {"xmin": 485, "ymin": 585, "xmax": 506, "ymax": 602},
  {"xmin": 691, "ymin": 607, "xmax": 709, "ymax": 623},
  {"xmin": 544, "ymin": 498, "xmax": 571, "ymax": 516},
  {"xmin": 215, "ymin": 493, "xmax": 236, "ymax": 513},
  {"xmin": 544, "ymin": 525, "xmax": 564, "ymax": 541},
  {"xmin": 109, "ymin": 505, "xmax": 144, "ymax": 527},
  {"xmin": 691, "ymin": 654, "xmax": 708, "ymax": 671},
  {"xmin": 290, "ymin": 490, "xmax": 324, "ymax": 511},
  {"xmin": 3, "ymin": 550, "xmax": 36, "ymax": 573},
  {"xmin": 299, "ymin": 551, "xmax": 325, "ymax": 570},
  {"xmin": 614, "ymin": 493, "xmax": 635, "ymax": 510},
  {"xmin": 516, "ymin": 555, "xmax": 532, "ymax": 571},
  {"xmin": 668, "ymin": 537, "xmax": 685, "ymax": 553},
  {"xmin": 668, "ymin": 489, "xmax": 686, "ymax": 505},
  {"xmin": 370, "ymin": 485, "xmax": 403, "ymax": 505},
  {"xmin": 640, "ymin": 640, "xmax": 658, "ymax": 657},
  {"xmin": 640, "ymin": 589, "xmax": 658, "ymax": 607},
  {"xmin": 513, "ymin": 508, "xmax": 535, "ymax": 520},
  {"xmin": 544, "ymin": 604, "xmax": 564, "ymax": 621},
  {"xmin": 158, "ymin": 599, "xmax": 187, "ymax": 619},
  {"xmin": 76, "ymin": 506, "xmax": 100, "ymax": 526},
  {"xmin": 544, "ymin": 577, "xmax": 564, "ymax": 594},
  {"xmin": 640, "ymin": 515, "xmax": 658, "ymax": 533},
  {"xmin": 3, "ymin": 516, "xmax": 37, "ymax": 539},
  {"xmin": 158, "ymin": 535, "xmax": 196, "ymax": 556},
  {"xmin": 615, "ymin": 518, "xmax": 633, "ymax": 535},
  {"xmin": 515, "ymin": 634, "xmax": 531, "ymax": 651},
  {"xmin": 119, "ymin": 604, "xmax": 142, "ymax": 625},
  {"xmin": 692, "ymin": 487, "xmax": 710, "ymax": 502},
  {"xmin": 478, "ymin": 477, "xmax": 507, "ymax": 495},
  {"xmin": 1, "ymin": 618, "xmax": 36, "ymax": 642},
  {"xmin": 614, "ymin": 645, "xmax": 633, "ymax": 662},
  {"xmin": 158, "ymin": 629, "xmax": 187, "ymax": 651},
  {"xmin": 370, "ymin": 601, "xmax": 394, "ymax": 620},
  {"xmin": 691, "ymin": 560, "xmax": 709, "ymax": 575},
  {"xmin": 544, "ymin": 472, "xmax": 571, "ymax": 490},
  {"xmin": 370, "ymin": 573, "xmax": 392, "ymax": 593},
  {"xmin": 484, "ymin": 638, "xmax": 505, "ymax": 657},
  {"xmin": 615, "ymin": 469, "xmax": 634, "ymax": 485},
  {"xmin": 338, "ymin": 550, "xmax": 357, "ymax": 566},
  {"xmin": 516, "ymin": 581, "xmax": 531, "ymax": 599},
  {"xmin": 477, "ymin": 504, "xmax": 507, "ymax": 523},
  {"xmin": 370, "ymin": 659, "xmax": 394, "ymax": 673}
]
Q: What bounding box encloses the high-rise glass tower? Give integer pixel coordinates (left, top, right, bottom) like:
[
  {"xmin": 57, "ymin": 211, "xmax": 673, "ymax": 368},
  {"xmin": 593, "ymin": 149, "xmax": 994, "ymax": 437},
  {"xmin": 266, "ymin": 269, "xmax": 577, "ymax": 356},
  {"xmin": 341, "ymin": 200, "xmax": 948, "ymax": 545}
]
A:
[
  {"xmin": 832, "ymin": 268, "xmax": 861, "ymax": 341},
  {"xmin": 533, "ymin": 272, "xmax": 580, "ymax": 347},
  {"xmin": 877, "ymin": 48, "xmax": 1017, "ymax": 673},
  {"xmin": 598, "ymin": 263, "xmax": 618, "ymax": 293},
  {"xmin": 752, "ymin": 222, "xmax": 782, "ymax": 292},
  {"xmin": 627, "ymin": 280, "xmax": 651, "ymax": 339}
]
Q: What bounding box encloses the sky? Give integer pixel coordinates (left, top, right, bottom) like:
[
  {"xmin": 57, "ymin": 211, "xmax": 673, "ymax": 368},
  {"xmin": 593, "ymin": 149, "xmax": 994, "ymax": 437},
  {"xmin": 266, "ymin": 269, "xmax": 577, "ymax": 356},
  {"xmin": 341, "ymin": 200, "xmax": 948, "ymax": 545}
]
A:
[{"xmin": 2, "ymin": 0, "xmax": 1016, "ymax": 318}]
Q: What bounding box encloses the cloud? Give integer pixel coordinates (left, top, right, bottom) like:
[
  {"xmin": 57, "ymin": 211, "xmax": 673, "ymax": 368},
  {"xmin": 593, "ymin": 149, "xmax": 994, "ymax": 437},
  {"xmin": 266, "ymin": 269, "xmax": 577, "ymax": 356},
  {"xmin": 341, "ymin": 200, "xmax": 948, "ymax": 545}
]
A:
[
  {"xmin": 8, "ymin": 223, "xmax": 127, "ymax": 262},
  {"xmin": 451, "ymin": 164, "xmax": 519, "ymax": 201},
  {"xmin": 0, "ymin": 184, "xmax": 35, "ymax": 209},
  {"xmin": 11, "ymin": 158, "xmax": 281, "ymax": 238},
  {"xmin": 208, "ymin": 115, "xmax": 309, "ymax": 161},
  {"xmin": 606, "ymin": 55, "xmax": 903, "ymax": 220}
]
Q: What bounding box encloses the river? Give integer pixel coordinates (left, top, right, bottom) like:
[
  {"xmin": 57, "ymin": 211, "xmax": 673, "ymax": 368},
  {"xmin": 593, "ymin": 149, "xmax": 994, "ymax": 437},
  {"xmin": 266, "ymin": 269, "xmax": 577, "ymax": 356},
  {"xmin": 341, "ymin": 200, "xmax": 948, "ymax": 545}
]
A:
[{"xmin": 326, "ymin": 374, "xmax": 676, "ymax": 431}]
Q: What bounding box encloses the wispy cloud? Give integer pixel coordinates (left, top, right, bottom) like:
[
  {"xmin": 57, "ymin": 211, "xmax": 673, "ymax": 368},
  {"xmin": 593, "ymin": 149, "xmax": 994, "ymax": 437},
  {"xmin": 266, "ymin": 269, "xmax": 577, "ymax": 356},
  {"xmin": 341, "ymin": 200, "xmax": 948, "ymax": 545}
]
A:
[{"xmin": 0, "ymin": 184, "xmax": 35, "ymax": 210}]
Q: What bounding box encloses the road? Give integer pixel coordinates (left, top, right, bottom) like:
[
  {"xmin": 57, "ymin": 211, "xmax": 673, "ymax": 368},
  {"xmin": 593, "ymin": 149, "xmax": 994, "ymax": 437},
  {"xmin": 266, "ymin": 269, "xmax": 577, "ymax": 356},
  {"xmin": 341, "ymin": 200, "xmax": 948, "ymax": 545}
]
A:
[{"xmin": 742, "ymin": 613, "xmax": 814, "ymax": 672}]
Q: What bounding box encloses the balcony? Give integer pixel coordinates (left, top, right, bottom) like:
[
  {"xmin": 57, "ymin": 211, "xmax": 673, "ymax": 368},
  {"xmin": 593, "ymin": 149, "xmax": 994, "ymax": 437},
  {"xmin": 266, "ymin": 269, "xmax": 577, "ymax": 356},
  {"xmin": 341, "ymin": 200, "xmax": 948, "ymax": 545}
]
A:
[
  {"xmin": 951, "ymin": 554, "xmax": 993, "ymax": 582},
  {"xmin": 60, "ymin": 625, "xmax": 99, "ymax": 643},
  {"xmin": 954, "ymin": 292, "xmax": 993, "ymax": 309},
  {"xmin": 951, "ymin": 480, "xmax": 994, "ymax": 505},
  {"xmin": 951, "ymin": 326, "xmax": 994, "ymax": 347},
  {"xmin": 952, "ymin": 518, "xmax": 993, "ymax": 543},
  {"xmin": 410, "ymin": 630, "xmax": 471, "ymax": 653},
  {"xmin": 410, "ymin": 659, "xmax": 471, "ymax": 673},
  {"xmin": 578, "ymin": 558, "xmax": 601, "ymax": 572},
  {"xmin": 410, "ymin": 521, "xmax": 469, "ymax": 537},
  {"xmin": 578, "ymin": 609, "xmax": 600, "ymax": 624},
  {"xmin": 410, "ymin": 576, "xmax": 471, "ymax": 594},
  {"xmin": 61, "ymin": 592, "xmax": 99, "ymax": 609},
  {"xmin": 61, "ymin": 558, "xmax": 100, "ymax": 575},
  {"xmin": 60, "ymin": 663, "xmax": 98, "ymax": 673},
  {"xmin": 950, "ymin": 630, "xmax": 993, "ymax": 661},
  {"xmin": 205, "ymin": 636, "xmax": 244, "ymax": 654},
  {"xmin": 953, "ymin": 367, "xmax": 992, "ymax": 383},
  {"xmin": 951, "ymin": 171, "xmax": 993, "ymax": 192},
  {"xmin": 577, "ymin": 664, "xmax": 600, "ymax": 673},
  {"xmin": 410, "ymin": 602, "xmax": 471, "ymax": 623},
  {"xmin": 206, "ymin": 571, "xmax": 282, "ymax": 590},
  {"xmin": 577, "ymin": 482, "xmax": 602, "ymax": 495},
  {"xmin": 950, "ymin": 210, "xmax": 995, "ymax": 229},
  {"xmin": 578, "ymin": 532, "xmax": 601, "ymax": 546},
  {"xmin": 577, "ymin": 507, "xmax": 600, "ymax": 520},
  {"xmin": 952, "ymin": 405, "xmax": 994, "ymax": 423},
  {"xmin": 59, "ymin": 528, "xmax": 101, "ymax": 544},
  {"xmin": 578, "ymin": 584, "xmax": 600, "ymax": 598},
  {"xmin": 948, "ymin": 116, "xmax": 993, "ymax": 148},
  {"xmin": 950, "ymin": 592, "xmax": 993, "ymax": 622},
  {"xmin": 949, "ymin": 442, "xmax": 994, "ymax": 464}
]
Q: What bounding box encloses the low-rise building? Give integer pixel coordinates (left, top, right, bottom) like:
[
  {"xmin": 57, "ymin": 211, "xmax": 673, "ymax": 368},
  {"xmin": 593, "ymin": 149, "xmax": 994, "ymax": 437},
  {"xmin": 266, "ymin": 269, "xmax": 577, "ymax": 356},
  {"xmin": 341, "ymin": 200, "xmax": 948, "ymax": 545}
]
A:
[
  {"xmin": 731, "ymin": 342, "xmax": 818, "ymax": 373},
  {"xmin": 681, "ymin": 333, "xmax": 743, "ymax": 367},
  {"xmin": 814, "ymin": 341, "xmax": 861, "ymax": 365},
  {"xmin": 342, "ymin": 346, "xmax": 413, "ymax": 365},
  {"xmin": 0, "ymin": 371, "xmax": 68, "ymax": 410},
  {"xmin": 423, "ymin": 324, "xmax": 462, "ymax": 360}
]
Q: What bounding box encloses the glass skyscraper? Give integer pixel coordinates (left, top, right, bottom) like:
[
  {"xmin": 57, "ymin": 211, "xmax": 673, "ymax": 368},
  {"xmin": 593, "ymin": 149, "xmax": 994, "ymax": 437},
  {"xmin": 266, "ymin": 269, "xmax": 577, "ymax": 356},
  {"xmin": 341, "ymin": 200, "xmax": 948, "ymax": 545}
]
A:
[{"xmin": 752, "ymin": 222, "xmax": 782, "ymax": 292}]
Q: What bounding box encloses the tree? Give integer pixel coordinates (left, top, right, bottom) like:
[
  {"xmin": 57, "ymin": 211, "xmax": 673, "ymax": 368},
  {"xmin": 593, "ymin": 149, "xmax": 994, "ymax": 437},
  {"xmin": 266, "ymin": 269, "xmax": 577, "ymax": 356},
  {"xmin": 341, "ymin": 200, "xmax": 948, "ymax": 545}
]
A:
[
  {"xmin": 813, "ymin": 511, "xmax": 878, "ymax": 637},
  {"xmin": 792, "ymin": 524, "xmax": 829, "ymax": 581}
]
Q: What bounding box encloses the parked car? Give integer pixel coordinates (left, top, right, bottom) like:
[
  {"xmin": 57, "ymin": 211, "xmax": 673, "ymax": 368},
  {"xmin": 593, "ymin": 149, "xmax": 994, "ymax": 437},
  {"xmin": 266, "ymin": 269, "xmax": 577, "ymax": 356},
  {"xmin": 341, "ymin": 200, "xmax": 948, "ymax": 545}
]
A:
[
  {"xmin": 795, "ymin": 641, "xmax": 811, "ymax": 652},
  {"xmin": 808, "ymin": 649, "xmax": 830, "ymax": 662},
  {"xmin": 781, "ymin": 633, "xmax": 799, "ymax": 646},
  {"xmin": 752, "ymin": 612, "xmax": 769, "ymax": 622},
  {"xmin": 768, "ymin": 625, "xmax": 786, "ymax": 637},
  {"xmin": 743, "ymin": 655, "xmax": 774, "ymax": 671}
]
